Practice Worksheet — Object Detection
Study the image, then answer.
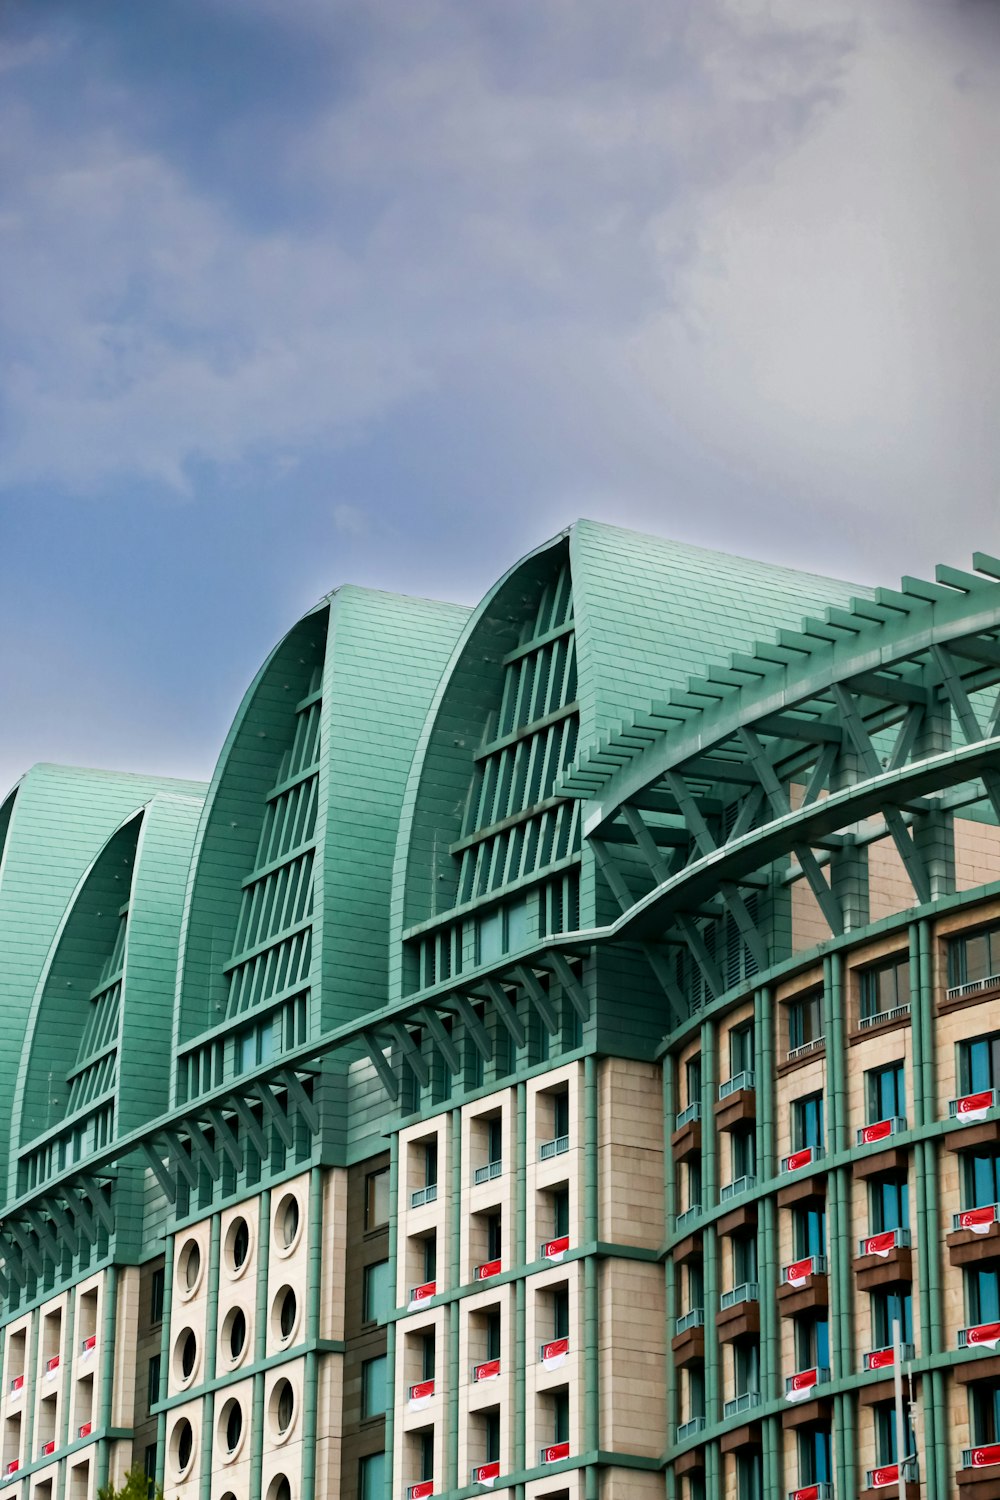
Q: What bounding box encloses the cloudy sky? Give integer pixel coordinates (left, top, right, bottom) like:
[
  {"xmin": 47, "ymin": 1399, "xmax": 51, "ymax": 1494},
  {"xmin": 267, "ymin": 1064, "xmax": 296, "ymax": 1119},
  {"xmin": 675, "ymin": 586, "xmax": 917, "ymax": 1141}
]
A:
[{"xmin": 2, "ymin": 0, "xmax": 999, "ymax": 794}]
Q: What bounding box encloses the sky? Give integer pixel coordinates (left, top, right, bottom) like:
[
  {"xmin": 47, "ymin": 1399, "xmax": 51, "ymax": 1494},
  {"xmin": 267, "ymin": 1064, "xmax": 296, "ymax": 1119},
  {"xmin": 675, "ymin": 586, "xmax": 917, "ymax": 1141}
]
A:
[{"xmin": 2, "ymin": 0, "xmax": 1000, "ymax": 795}]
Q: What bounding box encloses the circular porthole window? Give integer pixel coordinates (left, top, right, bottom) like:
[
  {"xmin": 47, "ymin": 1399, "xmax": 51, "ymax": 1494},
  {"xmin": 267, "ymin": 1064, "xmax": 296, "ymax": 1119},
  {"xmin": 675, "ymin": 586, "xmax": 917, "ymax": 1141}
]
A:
[
  {"xmin": 173, "ymin": 1328, "xmax": 199, "ymax": 1387},
  {"xmin": 274, "ymin": 1193, "xmax": 301, "ymax": 1253},
  {"xmin": 170, "ymin": 1417, "xmax": 195, "ymax": 1478},
  {"xmin": 271, "ymin": 1285, "xmax": 298, "ymax": 1346},
  {"xmin": 225, "ymin": 1216, "xmax": 252, "ymax": 1278},
  {"xmin": 266, "ymin": 1477, "xmax": 291, "ymax": 1500},
  {"xmin": 177, "ymin": 1239, "xmax": 202, "ymax": 1298},
  {"xmin": 218, "ymin": 1397, "xmax": 244, "ymax": 1459},
  {"xmin": 222, "ymin": 1306, "xmax": 247, "ymax": 1366},
  {"xmin": 268, "ymin": 1377, "xmax": 295, "ymax": 1441}
]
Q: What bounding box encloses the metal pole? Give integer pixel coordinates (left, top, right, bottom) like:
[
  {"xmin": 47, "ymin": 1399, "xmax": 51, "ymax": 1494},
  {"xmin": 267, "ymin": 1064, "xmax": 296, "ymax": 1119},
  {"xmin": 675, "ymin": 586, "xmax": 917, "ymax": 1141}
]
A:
[{"xmin": 893, "ymin": 1315, "xmax": 905, "ymax": 1497}]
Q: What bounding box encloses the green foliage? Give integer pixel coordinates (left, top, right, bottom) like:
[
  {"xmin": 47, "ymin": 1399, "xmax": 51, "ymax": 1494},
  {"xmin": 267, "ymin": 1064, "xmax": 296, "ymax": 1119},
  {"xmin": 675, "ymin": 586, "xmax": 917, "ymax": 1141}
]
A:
[{"xmin": 97, "ymin": 1463, "xmax": 164, "ymax": 1500}]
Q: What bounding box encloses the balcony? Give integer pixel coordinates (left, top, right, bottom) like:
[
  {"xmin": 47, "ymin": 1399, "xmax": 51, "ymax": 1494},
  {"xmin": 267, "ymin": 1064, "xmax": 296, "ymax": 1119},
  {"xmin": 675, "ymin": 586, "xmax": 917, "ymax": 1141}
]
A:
[
  {"xmin": 862, "ymin": 1458, "xmax": 919, "ymax": 1495},
  {"xmin": 721, "ymin": 1175, "xmax": 757, "ymax": 1202},
  {"xmin": 785, "ymin": 1366, "xmax": 830, "ymax": 1401},
  {"xmin": 407, "ymin": 1485, "xmax": 434, "ymax": 1500},
  {"xmin": 717, "ymin": 1283, "xmax": 760, "ymax": 1343},
  {"xmin": 471, "ymin": 1463, "xmax": 500, "ymax": 1486},
  {"xmin": 472, "ymin": 1358, "xmax": 500, "ymax": 1383},
  {"xmin": 949, "ymin": 1203, "xmax": 1000, "ymax": 1266},
  {"xmin": 716, "ymin": 1072, "xmax": 757, "ymax": 1131},
  {"xmin": 408, "ymin": 1378, "xmax": 435, "ymax": 1403},
  {"xmin": 723, "ymin": 1391, "xmax": 761, "ymax": 1419},
  {"xmin": 948, "ymin": 1091, "xmax": 1000, "ymax": 1152},
  {"xmin": 407, "ymin": 1280, "xmax": 437, "ymax": 1310},
  {"xmin": 720, "ymin": 1282, "xmax": 759, "ymax": 1311},
  {"xmin": 473, "ymin": 1160, "xmax": 502, "ymax": 1186},
  {"xmin": 675, "ymin": 1101, "xmax": 701, "ymax": 1130},
  {"xmin": 856, "ymin": 1116, "xmax": 906, "ymax": 1148},
  {"xmin": 787, "ymin": 1035, "xmax": 825, "ymax": 1062},
  {"xmin": 958, "ymin": 1444, "xmax": 1000, "ymax": 1500},
  {"xmin": 959, "ymin": 1323, "xmax": 1000, "ymax": 1351},
  {"xmin": 410, "ymin": 1184, "xmax": 438, "ymax": 1209},
  {"xmin": 777, "ymin": 1255, "xmax": 828, "ymax": 1318},
  {"xmin": 950, "ymin": 1090, "xmax": 1000, "ymax": 1121},
  {"xmin": 672, "ymin": 1308, "xmax": 705, "ymax": 1367},
  {"xmin": 539, "ymin": 1236, "xmax": 569, "ymax": 1262},
  {"xmin": 675, "ymin": 1205, "xmax": 703, "ymax": 1233},
  {"xmin": 539, "ymin": 1338, "xmax": 569, "ymax": 1366},
  {"xmin": 673, "ymin": 1102, "xmax": 702, "ymax": 1163},
  {"xmin": 676, "ymin": 1416, "xmax": 706, "ymax": 1443},
  {"xmin": 787, "ymin": 1487, "xmax": 833, "ymax": 1500},
  {"xmin": 781, "ymin": 1146, "xmax": 826, "ymax": 1174},
  {"xmin": 947, "ymin": 973, "xmax": 1000, "ymax": 1003},
  {"xmin": 854, "ymin": 1229, "xmax": 912, "ymax": 1292},
  {"xmin": 863, "ymin": 1343, "xmax": 915, "ymax": 1372},
  {"xmin": 539, "ymin": 1442, "xmax": 570, "ymax": 1465},
  {"xmin": 538, "ymin": 1135, "xmax": 569, "ymax": 1161},
  {"xmin": 859, "ymin": 1002, "xmax": 911, "ymax": 1032}
]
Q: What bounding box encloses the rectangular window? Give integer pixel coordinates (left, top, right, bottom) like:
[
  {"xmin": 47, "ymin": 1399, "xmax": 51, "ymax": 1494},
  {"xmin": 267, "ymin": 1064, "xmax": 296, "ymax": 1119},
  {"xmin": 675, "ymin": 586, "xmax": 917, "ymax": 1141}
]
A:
[
  {"xmin": 486, "ymin": 1211, "xmax": 502, "ymax": 1261},
  {"xmin": 959, "ymin": 1033, "xmax": 1000, "ymax": 1096},
  {"xmin": 146, "ymin": 1354, "xmax": 161, "ymax": 1414},
  {"xmin": 736, "ymin": 1452, "xmax": 763, "ymax": 1500},
  {"xmin": 483, "ymin": 1407, "xmax": 501, "ymax": 1463},
  {"xmin": 949, "ymin": 925, "xmax": 1000, "ymax": 989},
  {"xmin": 798, "ymin": 1427, "xmax": 833, "ymax": 1485},
  {"xmin": 968, "ymin": 1268, "xmax": 1000, "ymax": 1326},
  {"xmin": 787, "ymin": 992, "xmax": 823, "ymax": 1052},
  {"xmin": 423, "ymin": 1141, "xmax": 438, "ymax": 1189},
  {"xmin": 487, "ymin": 1117, "xmax": 502, "ymax": 1166},
  {"xmin": 685, "ymin": 1260, "xmax": 704, "ymax": 1311},
  {"xmin": 419, "ymin": 1430, "xmax": 434, "ymax": 1482},
  {"xmin": 687, "ymin": 1365, "xmax": 705, "ymax": 1420},
  {"xmin": 870, "ymin": 1179, "xmax": 909, "ymax": 1234},
  {"xmin": 732, "ymin": 1129, "xmax": 756, "ymax": 1179},
  {"xmin": 866, "ymin": 1062, "xmax": 906, "ymax": 1123},
  {"xmin": 730, "ymin": 1021, "xmax": 755, "ymax": 1077},
  {"xmin": 735, "ymin": 1339, "xmax": 760, "ymax": 1396},
  {"xmin": 972, "ymin": 1383, "xmax": 1000, "ymax": 1445},
  {"xmin": 792, "ymin": 1092, "xmax": 825, "ymax": 1153},
  {"xmin": 965, "ymin": 1154, "xmax": 1000, "ymax": 1209},
  {"xmin": 859, "ymin": 957, "xmax": 910, "ymax": 1021},
  {"xmin": 552, "ymin": 1286, "xmax": 570, "ymax": 1340},
  {"xmin": 365, "ymin": 1169, "xmax": 390, "ymax": 1231},
  {"xmin": 552, "ymin": 1186, "xmax": 570, "ymax": 1238},
  {"xmin": 686, "ymin": 1159, "xmax": 702, "ymax": 1212},
  {"xmin": 552, "ymin": 1388, "xmax": 570, "ymax": 1443},
  {"xmin": 795, "ymin": 1316, "xmax": 829, "ymax": 1371},
  {"xmin": 359, "ymin": 1453, "xmax": 385, "ymax": 1500},
  {"xmin": 553, "ymin": 1087, "xmax": 570, "ymax": 1140},
  {"xmin": 793, "ymin": 1207, "xmax": 826, "ymax": 1260},
  {"xmin": 734, "ymin": 1235, "xmax": 758, "ymax": 1285},
  {"xmin": 149, "ymin": 1267, "xmax": 165, "ymax": 1327},
  {"xmin": 872, "ymin": 1290, "xmax": 913, "ymax": 1349},
  {"xmin": 143, "ymin": 1446, "xmax": 157, "ymax": 1483},
  {"xmin": 423, "ymin": 1232, "xmax": 438, "ymax": 1284},
  {"xmin": 361, "ymin": 1355, "xmax": 388, "ymax": 1419},
  {"xmin": 486, "ymin": 1309, "xmax": 501, "ymax": 1362},
  {"xmin": 421, "ymin": 1331, "xmax": 436, "ymax": 1381},
  {"xmin": 363, "ymin": 1260, "xmax": 390, "ymax": 1324},
  {"xmin": 686, "ymin": 1054, "xmax": 702, "ymax": 1109},
  {"xmin": 875, "ymin": 1401, "xmax": 915, "ymax": 1465}
]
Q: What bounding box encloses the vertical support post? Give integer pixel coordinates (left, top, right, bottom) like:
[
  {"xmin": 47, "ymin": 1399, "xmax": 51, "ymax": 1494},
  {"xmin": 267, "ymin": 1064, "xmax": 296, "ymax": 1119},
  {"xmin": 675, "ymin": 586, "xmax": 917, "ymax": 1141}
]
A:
[
  {"xmin": 384, "ymin": 1135, "xmax": 399, "ymax": 1500},
  {"xmin": 200, "ymin": 1213, "xmax": 221, "ymax": 1500},
  {"xmin": 95, "ymin": 1263, "xmax": 118, "ymax": 1491},
  {"xmin": 584, "ymin": 1055, "xmax": 599, "ymax": 1499},
  {"xmin": 156, "ymin": 1234, "xmax": 174, "ymax": 1492},
  {"xmin": 250, "ymin": 1188, "xmax": 271, "ymax": 1500},
  {"xmin": 447, "ymin": 1107, "xmax": 461, "ymax": 1493},
  {"xmin": 301, "ymin": 1166, "xmax": 323, "ymax": 1500}
]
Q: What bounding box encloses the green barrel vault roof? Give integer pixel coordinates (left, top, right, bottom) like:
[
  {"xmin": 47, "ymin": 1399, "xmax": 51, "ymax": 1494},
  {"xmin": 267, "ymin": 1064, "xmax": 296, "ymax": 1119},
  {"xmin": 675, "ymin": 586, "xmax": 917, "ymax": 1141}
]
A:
[{"xmin": 0, "ymin": 764, "xmax": 206, "ymax": 1180}]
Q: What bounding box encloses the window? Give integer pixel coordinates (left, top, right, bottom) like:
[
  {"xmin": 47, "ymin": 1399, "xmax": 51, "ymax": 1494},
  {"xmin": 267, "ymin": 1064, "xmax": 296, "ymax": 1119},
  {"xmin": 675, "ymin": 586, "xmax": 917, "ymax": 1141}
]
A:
[
  {"xmin": 795, "ymin": 1316, "xmax": 829, "ymax": 1371},
  {"xmin": 787, "ymin": 991, "xmax": 822, "ymax": 1053},
  {"xmin": 793, "ymin": 1207, "xmax": 826, "ymax": 1260},
  {"xmin": 143, "ymin": 1446, "xmax": 157, "ymax": 1483},
  {"xmin": 482, "ymin": 1407, "xmax": 501, "ymax": 1463},
  {"xmin": 147, "ymin": 1354, "xmax": 161, "ymax": 1414},
  {"xmin": 423, "ymin": 1141, "xmax": 438, "ymax": 1190},
  {"xmin": 734, "ymin": 1235, "xmax": 758, "ymax": 1285},
  {"xmin": 686, "ymin": 1160, "xmax": 702, "ymax": 1213},
  {"xmin": 477, "ymin": 899, "xmax": 529, "ymax": 963},
  {"xmin": 859, "ymin": 957, "xmax": 910, "ymax": 1022},
  {"xmin": 792, "ymin": 1093, "xmax": 825, "ymax": 1153},
  {"xmin": 965, "ymin": 1154, "xmax": 1000, "ymax": 1209},
  {"xmin": 959, "ymin": 1033, "xmax": 1000, "ymax": 1095},
  {"xmin": 551, "ymin": 1286, "xmax": 570, "ymax": 1340},
  {"xmin": 359, "ymin": 1453, "xmax": 385, "ymax": 1500},
  {"xmin": 686, "ymin": 1366, "xmax": 705, "ymax": 1420},
  {"xmin": 866, "ymin": 1061, "xmax": 906, "ymax": 1123},
  {"xmin": 686, "ymin": 1054, "xmax": 702, "ymax": 1109},
  {"xmin": 949, "ymin": 925, "xmax": 1000, "ymax": 989},
  {"xmin": 551, "ymin": 1388, "xmax": 570, "ymax": 1443},
  {"xmin": 972, "ymin": 1383, "xmax": 1000, "ymax": 1445},
  {"xmin": 236, "ymin": 1020, "xmax": 275, "ymax": 1075},
  {"xmin": 420, "ymin": 1331, "xmax": 436, "ymax": 1381},
  {"xmin": 485, "ymin": 1211, "xmax": 502, "ymax": 1262},
  {"xmin": 487, "ymin": 1117, "xmax": 502, "ymax": 1166},
  {"xmin": 361, "ymin": 1356, "xmax": 388, "ymax": 1420},
  {"xmin": 365, "ymin": 1169, "xmax": 390, "ymax": 1231},
  {"xmin": 736, "ymin": 1452, "xmax": 763, "ymax": 1500},
  {"xmin": 485, "ymin": 1310, "xmax": 501, "ymax": 1362},
  {"xmin": 734, "ymin": 1339, "xmax": 760, "ymax": 1396},
  {"xmin": 418, "ymin": 1429, "xmax": 434, "ymax": 1482},
  {"xmin": 553, "ymin": 1087, "xmax": 570, "ymax": 1140},
  {"xmin": 363, "ymin": 1260, "xmax": 390, "ymax": 1324},
  {"xmin": 730, "ymin": 1021, "xmax": 754, "ymax": 1076},
  {"xmin": 875, "ymin": 1401, "xmax": 914, "ymax": 1465},
  {"xmin": 685, "ymin": 1260, "xmax": 704, "ymax": 1311},
  {"xmin": 872, "ymin": 1290, "xmax": 912, "ymax": 1348},
  {"xmin": 869, "ymin": 1179, "xmax": 909, "ymax": 1234},
  {"xmin": 149, "ymin": 1268, "xmax": 165, "ymax": 1327},
  {"xmin": 552, "ymin": 1186, "xmax": 570, "ymax": 1239},
  {"xmin": 968, "ymin": 1267, "xmax": 1000, "ymax": 1326},
  {"xmin": 422, "ymin": 1232, "xmax": 437, "ymax": 1284},
  {"xmin": 732, "ymin": 1130, "xmax": 756, "ymax": 1179},
  {"xmin": 798, "ymin": 1427, "xmax": 832, "ymax": 1485}
]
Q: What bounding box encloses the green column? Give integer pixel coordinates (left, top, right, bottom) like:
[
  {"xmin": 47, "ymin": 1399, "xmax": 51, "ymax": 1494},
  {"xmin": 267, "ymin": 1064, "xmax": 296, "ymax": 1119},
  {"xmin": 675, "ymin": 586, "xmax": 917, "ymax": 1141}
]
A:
[
  {"xmin": 514, "ymin": 1081, "xmax": 527, "ymax": 1495},
  {"xmin": 156, "ymin": 1235, "xmax": 174, "ymax": 1492},
  {"xmin": 250, "ymin": 1189, "xmax": 271, "ymax": 1500},
  {"xmin": 584, "ymin": 1054, "xmax": 599, "ymax": 1500},
  {"xmin": 95, "ymin": 1263, "xmax": 117, "ymax": 1491},
  {"xmin": 200, "ymin": 1213, "xmax": 221, "ymax": 1500},
  {"xmin": 384, "ymin": 1133, "xmax": 399, "ymax": 1500},
  {"xmin": 301, "ymin": 1167, "xmax": 324, "ymax": 1499},
  {"xmin": 447, "ymin": 1106, "xmax": 462, "ymax": 1491}
]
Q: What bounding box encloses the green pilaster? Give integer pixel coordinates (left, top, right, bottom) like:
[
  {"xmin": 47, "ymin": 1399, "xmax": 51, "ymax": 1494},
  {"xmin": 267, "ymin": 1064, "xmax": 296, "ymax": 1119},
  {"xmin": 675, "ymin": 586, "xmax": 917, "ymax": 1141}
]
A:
[
  {"xmin": 447, "ymin": 1107, "xmax": 461, "ymax": 1491},
  {"xmin": 384, "ymin": 1133, "xmax": 399, "ymax": 1500},
  {"xmin": 156, "ymin": 1236, "xmax": 174, "ymax": 1492},
  {"xmin": 301, "ymin": 1167, "xmax": 323, "ymax": 1499},
  {"xmin": 514, "ymin": 1081, "xmax": 526, "ymax": 1487},
  {"xmin": 199, "ymin": 1214, "xmax": 221, "ymax": 1500},
  {"xmin": 95, "ymin": 1263, "xmax": 117, "ymax": 1491},
  {"xmin": 250, "ymin": 1189, "xmax": 271, "ymax": 1500}
]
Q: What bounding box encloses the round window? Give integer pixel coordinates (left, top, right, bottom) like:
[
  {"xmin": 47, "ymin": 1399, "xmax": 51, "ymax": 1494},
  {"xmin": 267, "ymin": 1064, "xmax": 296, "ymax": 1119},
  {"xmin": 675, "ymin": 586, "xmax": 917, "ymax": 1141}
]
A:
[
  {"xmin": 177, "ymin": 1239, "xmax": 202, "ymax": 1296},
  {"xmin": 272, "ymin": 1285, "xmax": 297, "ymax": 1345},
  {"xmin": 269, "ymin": 1377, "xmax": 295, "ymax": 1439},
  {"xmin": 220, "ymin": 1397, "xmax": 243, "ymax": 1456},
  {"xmin": 225, "ymin": 1216, "xmax": 251, "ymax": 1276},
  {"xmin": 172, "ymin": 1418, "xmax": 194, "ymax": 1476},
  {"xmin": 173, "ymin": 1328, "xmax": 198, "ymax": 1385},
  {"xmin": 275, "ymin": 1194, "xmax": 300, "ymax": 1252},
  {"xmin": 223, "ymin": 1307, "xmax": 247, "ymax": 1364},
  {"xmin": 266, "ymin": 1477, "xmax": 291, "ymax": 1500}
]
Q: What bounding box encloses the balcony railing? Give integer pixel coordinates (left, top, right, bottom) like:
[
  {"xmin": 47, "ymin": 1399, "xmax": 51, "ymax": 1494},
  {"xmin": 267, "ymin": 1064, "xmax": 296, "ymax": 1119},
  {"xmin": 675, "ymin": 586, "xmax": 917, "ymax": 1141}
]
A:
[
  {"xmin": 863, "ymin": 1343, "xmax": 915, "ymax": 1372},
  {"xmin": 538, "ymin": 1135, "xmax": 570, "ymax": 1161},
  {"xmin": 473, "ymin": 1160, "xmax": 502, "ymax": 1185},
  {"xmin": 781, "ymin": 1146, "xmax": 826, "ymax": 1173},
  {"xmin": 720, "ymin": 1281, "xmax": 759, "ymax": 1310},
  {"xmin": 947, "ymin": 972, "xmax": 1000, "ymax": 1001},
  {"xmin": 953, "ymin": 1202, "xmax": 1000, "ymax": 1233},
  {"xmin": 856, "ymin": 1116, "xmax": 906, "ymax": 1147},
  {"xmin": 675, "ymin": 1101, "xmax": 702, "ymax": 1130},
  {"xmin": 676, "ymin": 1417, "xmax": 706, "ymax": 1442},
  {"xmin": 959, "ymin": 1323, "xmax": 1000, "ymax": 1349},
  {"xmin": 859, "ymin": 1003, "xmax": 911, "ymax": 1031},
  {"xmin": 410, "ymin": 1184, "xmax": 438, "ymax": 1208},
  {"xmin": 857, "ymin": 1227, "xmax": 911, "ymax": 1257},
  {"xmin": 782, "ymin": 1254, "xmax": 828, "ymax": 1284},
  {"xmin": 785, "ymin": 1366, "xmax": 830, "ymax": 1398},
  {"xmin": 950, "ymin": 1089, "xmax": 1000, "ymax": 1120},
  {"xmin": 863, "ymin": 1458, "xmax": 918, "ymax": 1488},
  {"xmin": 787, "ymin": 1486, "xmax": 833, "ymax": 1500},
  {"xmin": 674, "ymin": 1308, "xmax": 705, "ymax": 1336},
  {"xmin": 719, "ymin": 1070, "xmax": 756, "ymax": 1100},
  {"xmin": 787, "ymin": 1035, "xmax": 825, "ymax": 1062},
  {"xmin": 962, "ymin": 1445, "xmax": 1000, "ymax": 1469},
  {"xmin": 723, "ymin": 1391, "xmax": 761, "ymax": 1418},
  {"xmin": 720, "ymin": 1174, "xmax": 757, "ymax": 1202},
  {"xmin": 675, "ymin": 1205, "xmax": 703, "ymax": 1232}
]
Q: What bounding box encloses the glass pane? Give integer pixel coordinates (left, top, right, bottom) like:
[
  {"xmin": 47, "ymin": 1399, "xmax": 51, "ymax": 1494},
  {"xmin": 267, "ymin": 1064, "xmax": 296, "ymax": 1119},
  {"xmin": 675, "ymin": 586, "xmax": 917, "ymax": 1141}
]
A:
[
  {"xmin": 361, "ymin": 1355, "xmax": 388, "ymax": 1418},
  {"xmin": 363, "ymin": 1260, "xmax": 390, "ymax": 1323},
  {"xmin": 359, "ymin": 1453, "xmax": 385, "ymax": 1500},
  {"xmin": 366, "ymin": 1169, "xmax": 390, "ymax": 1231}
]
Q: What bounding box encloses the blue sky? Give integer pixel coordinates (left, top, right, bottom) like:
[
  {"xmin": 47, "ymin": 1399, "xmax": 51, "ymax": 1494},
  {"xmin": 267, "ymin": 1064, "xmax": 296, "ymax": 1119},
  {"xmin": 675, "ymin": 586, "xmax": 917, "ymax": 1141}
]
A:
[{"xmin": 2, "ymin": 0, "xmax": 999, "ymax": 793}]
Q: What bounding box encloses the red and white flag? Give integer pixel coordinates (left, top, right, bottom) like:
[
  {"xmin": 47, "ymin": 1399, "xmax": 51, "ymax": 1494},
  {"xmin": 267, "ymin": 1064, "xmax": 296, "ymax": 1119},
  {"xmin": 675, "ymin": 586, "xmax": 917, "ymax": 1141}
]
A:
[{"xmin": 956, "ymin": 1091, "xmax": 995, "ymax": 1123}]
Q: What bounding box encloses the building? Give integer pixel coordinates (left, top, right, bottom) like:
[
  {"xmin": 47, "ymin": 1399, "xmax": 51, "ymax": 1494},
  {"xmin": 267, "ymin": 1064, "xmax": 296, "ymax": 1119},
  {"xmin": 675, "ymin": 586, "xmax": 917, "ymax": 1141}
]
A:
[{"xmin": 2, "ymin": 520, "xmax": 1000, "ymax": 1500}]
